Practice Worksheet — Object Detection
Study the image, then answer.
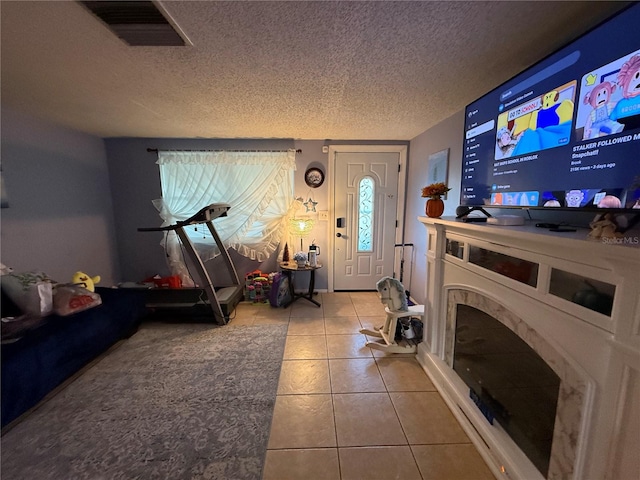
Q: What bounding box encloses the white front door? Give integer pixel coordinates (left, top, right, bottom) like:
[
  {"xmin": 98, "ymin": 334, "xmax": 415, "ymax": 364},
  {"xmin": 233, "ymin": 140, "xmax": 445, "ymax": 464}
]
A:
[{"xmin": 331, "ymin": 147, "xmax": 405, "ymax": 291}]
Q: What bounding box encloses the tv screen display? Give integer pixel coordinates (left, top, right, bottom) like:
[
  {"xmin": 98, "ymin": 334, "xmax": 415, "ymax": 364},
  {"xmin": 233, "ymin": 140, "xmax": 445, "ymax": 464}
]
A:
[{"xmin": 461, "ymin": 4, "xmax": 640, "ymax": 212}]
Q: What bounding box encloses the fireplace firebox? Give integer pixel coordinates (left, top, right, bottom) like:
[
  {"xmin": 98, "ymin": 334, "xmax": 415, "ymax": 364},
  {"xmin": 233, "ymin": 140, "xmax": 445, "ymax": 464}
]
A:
[{"xmin": 453, "ymin": 304, "xmax": 560, "ymax": 477}]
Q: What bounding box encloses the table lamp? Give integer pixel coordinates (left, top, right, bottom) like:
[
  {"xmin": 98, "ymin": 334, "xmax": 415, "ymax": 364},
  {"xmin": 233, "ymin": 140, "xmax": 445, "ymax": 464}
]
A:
[{"xmin": 289, "ymin": 217, "xmax": 315, "ymax": 251}]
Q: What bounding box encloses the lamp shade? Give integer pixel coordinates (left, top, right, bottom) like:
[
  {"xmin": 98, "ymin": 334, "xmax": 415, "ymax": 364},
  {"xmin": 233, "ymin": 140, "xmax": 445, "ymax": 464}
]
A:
[{"xmin": 289, "ymin": 217, "xmax": 315, "ymax": 237}]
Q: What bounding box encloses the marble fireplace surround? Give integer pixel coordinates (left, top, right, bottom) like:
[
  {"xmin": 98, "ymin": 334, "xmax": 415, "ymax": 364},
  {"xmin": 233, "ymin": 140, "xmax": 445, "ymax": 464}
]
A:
[
  {"xmin": 415, "ymin": 217, "xmax": 640, "ymax": 480},
  {"xmin": 444, "ymin": 288, "xmax": 590, "ymax": 480}
]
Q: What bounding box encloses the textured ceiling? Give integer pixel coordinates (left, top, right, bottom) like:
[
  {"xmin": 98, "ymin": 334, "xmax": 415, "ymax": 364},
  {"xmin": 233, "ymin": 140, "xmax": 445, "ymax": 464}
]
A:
[{"xmin": 0, "ymin": 1, "xmax": 627, "ymax": 140}]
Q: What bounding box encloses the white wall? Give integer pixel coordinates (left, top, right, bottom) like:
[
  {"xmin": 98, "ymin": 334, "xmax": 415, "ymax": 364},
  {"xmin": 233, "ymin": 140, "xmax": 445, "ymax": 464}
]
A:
[
  {"xmin": 0, "ymin": 108, "xmax": 120, "ymax": 285},
  {"xmin": 405, "ymin": 111, "xmax": 464, "ymax": 305}
]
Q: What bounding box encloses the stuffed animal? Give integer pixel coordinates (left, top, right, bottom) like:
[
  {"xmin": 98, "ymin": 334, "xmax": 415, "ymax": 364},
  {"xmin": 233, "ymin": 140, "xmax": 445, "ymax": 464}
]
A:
[
  {"xmin": 72, "ymin": 271, "xmax": 101, "ymax": 292},
  {"xmin": 376, "ymin": 276, "xmax": 408, "ymax": 312},
  {"xmin": 588, "ymin": 213, "xmax": 623, "ymax": 240}
]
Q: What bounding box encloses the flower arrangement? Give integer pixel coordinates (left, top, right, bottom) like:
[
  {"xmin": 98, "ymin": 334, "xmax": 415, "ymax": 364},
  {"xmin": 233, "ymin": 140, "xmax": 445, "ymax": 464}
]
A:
[
  {"xmin": 421, "ymin": 182, "xmax": 451, "ymax": 199},
  {"xmin": 293, "ymin": 251, "xmax": 308, "ymax": 262}
]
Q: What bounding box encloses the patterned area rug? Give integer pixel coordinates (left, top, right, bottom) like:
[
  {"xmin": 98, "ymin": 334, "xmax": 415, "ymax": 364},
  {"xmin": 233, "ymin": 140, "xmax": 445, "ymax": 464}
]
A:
[{"xmin": 1, "ymin": 322, "xmax": 288, "ymax": 479}]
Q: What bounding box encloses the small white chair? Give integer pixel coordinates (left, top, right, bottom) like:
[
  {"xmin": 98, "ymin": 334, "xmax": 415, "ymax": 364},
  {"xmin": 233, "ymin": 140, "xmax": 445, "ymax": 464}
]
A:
[{"xmin": 359, "ymin": 304, "xmax": 424, "ymax": 354}]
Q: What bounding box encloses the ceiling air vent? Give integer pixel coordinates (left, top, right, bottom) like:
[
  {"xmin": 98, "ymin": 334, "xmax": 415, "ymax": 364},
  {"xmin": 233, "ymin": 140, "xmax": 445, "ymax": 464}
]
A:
[{"xmin": 80, "ymin": 1, "xmax": 189, "ymax": 46}]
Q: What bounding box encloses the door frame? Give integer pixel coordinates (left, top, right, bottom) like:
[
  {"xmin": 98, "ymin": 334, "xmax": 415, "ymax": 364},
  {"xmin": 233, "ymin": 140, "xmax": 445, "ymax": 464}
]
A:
[{"xmin": 327, "ymin": 144, "xmax": 408, "ymax": 292}]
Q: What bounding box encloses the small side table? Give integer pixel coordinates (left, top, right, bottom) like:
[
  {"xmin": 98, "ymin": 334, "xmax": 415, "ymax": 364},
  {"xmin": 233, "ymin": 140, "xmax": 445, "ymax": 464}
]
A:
[{"xmin": 279, "ymin": 262, "xmax": 322, "ymax": 308}]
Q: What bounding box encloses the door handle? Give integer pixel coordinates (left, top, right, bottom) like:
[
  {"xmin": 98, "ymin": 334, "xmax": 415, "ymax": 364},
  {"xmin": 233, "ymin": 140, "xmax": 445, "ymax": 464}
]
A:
[{"xmin": 336, "ymin": 233, "xmax": 342, "ymax": 238}]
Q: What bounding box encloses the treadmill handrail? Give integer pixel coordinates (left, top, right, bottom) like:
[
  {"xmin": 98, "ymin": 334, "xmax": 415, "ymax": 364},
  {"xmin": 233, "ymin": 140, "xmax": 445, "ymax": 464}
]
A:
[{"xmin": 137, "ymin": 203, "xmax": 231, "ymax": 232}]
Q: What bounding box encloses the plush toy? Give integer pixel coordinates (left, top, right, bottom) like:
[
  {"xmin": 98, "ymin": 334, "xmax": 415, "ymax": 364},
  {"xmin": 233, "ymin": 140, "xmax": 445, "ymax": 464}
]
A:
[
  {"xmin": 56, "ymin": 274, "xmax": 102, "ymax": 316},
  {"xmin": 72, "ymin": 271, "xmax": 101, "ymax": 292},
  {"xmin": 588, "ymin": 213, "xmax": 623, "ymax": 240}
]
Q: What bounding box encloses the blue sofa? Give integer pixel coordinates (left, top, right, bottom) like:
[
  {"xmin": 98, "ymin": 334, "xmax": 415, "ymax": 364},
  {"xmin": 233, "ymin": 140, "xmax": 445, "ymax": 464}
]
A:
[{"xmin": 1, "ymin": 287, "xmax": 145, "ymax": 428}]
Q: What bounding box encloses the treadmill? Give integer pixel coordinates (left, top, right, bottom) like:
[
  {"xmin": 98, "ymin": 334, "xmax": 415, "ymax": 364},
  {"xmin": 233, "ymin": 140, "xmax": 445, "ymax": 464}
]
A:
[{"xmin": 138, "ymin": 203, "xmax": 244, "ymax": 325}]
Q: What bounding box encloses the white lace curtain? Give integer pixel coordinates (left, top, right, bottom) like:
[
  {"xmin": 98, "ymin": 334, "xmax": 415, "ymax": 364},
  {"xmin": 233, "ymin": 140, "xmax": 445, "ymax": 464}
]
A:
[{"xmin": 153, "ymin": 150, "xmax": 297, "ymax": 282}]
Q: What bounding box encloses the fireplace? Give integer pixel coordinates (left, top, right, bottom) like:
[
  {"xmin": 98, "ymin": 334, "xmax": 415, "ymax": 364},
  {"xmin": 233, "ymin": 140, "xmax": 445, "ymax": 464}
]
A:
[
  {"xmin": 447, "ymin": 290, "xmax": 581, "ymax": 479},
  {"xmin": 417, "ymin": 217, "xmax": 640, "ymax": 480}
]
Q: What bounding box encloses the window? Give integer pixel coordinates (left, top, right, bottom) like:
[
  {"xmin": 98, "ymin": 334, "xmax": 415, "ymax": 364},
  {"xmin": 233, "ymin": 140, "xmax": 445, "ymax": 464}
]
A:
[
  {"xmin": 154, "ymin": 150, "xmax": 296, "ymax": 269},
  {"xmin": 357, "ymin": 176, "xmax": 374, "ymax": 252}
]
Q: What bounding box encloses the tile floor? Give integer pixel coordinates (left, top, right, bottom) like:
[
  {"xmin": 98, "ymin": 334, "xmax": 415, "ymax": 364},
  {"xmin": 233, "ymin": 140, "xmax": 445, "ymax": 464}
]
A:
[{"xmin": 230, "ymin": 291, "xmax": 495, "ymax": 480}]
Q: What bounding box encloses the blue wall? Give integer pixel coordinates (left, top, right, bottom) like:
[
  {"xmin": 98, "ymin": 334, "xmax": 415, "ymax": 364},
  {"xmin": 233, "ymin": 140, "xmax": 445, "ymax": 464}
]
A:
[
  {"xmin": 104, "ymin": 138, "xmax": 296, "ymax": 284},
  {"xmin": 405, "ymin": 111, "xmax": 465, "ymax": 305},
  {"xmin": 1, "ymin": 108, "xmax": 416, "ymax": 292},
  {"xmin": 103, "ymin": 138, "xmax": 409, "ymax": 291},
  {"xmin": 0, "ymin": 108, "xmax": 120, "ymax": 285}
]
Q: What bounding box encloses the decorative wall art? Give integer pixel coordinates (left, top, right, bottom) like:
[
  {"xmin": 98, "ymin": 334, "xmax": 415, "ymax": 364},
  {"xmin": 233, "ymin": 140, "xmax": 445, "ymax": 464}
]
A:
[
  {"xmin": 426, "ymin": 149, "xmax": 449, "ymax": 199},
  {"xmin": 304, "ymin": 167, "xmax": 324, "ymax": 188},
  {"xmin": 303, "ymin": 197, "xmax": 318, "ymax": 212}
]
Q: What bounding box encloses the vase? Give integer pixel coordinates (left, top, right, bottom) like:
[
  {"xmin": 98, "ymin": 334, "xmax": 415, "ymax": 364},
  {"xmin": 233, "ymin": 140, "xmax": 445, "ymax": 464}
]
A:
[
  {"xmin": 296, "ymin": 260, "xmax": 306, "ymax": 268},
  {"xmin": 425, "ymin": 198, "xmax": 445, "ymax": 218}
]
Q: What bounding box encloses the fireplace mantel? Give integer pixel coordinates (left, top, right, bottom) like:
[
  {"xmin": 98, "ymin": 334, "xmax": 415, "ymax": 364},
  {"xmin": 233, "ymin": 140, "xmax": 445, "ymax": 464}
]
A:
[{"xmin": 416, "ymin": 216, "xmax": 639, "ymax": 480}]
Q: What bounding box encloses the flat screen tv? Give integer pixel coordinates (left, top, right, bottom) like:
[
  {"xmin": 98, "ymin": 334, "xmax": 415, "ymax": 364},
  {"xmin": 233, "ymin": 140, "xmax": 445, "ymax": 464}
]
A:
[{"xmin": 460, "ymin": 4, "xmax": 640, "ymax": 213}]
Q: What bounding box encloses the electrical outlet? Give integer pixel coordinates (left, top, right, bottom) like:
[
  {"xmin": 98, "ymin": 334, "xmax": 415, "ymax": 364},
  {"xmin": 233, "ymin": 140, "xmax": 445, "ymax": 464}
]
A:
[{"xmin": 319, "ymin": 210, "xmax": 329, "ymax": 221}]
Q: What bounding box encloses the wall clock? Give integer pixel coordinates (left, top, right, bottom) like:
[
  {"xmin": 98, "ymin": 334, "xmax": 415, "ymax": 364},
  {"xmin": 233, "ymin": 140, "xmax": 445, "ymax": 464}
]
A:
[{"xmin": 304, "ymin": 167, "xmax": 325, "ymax": 188}]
